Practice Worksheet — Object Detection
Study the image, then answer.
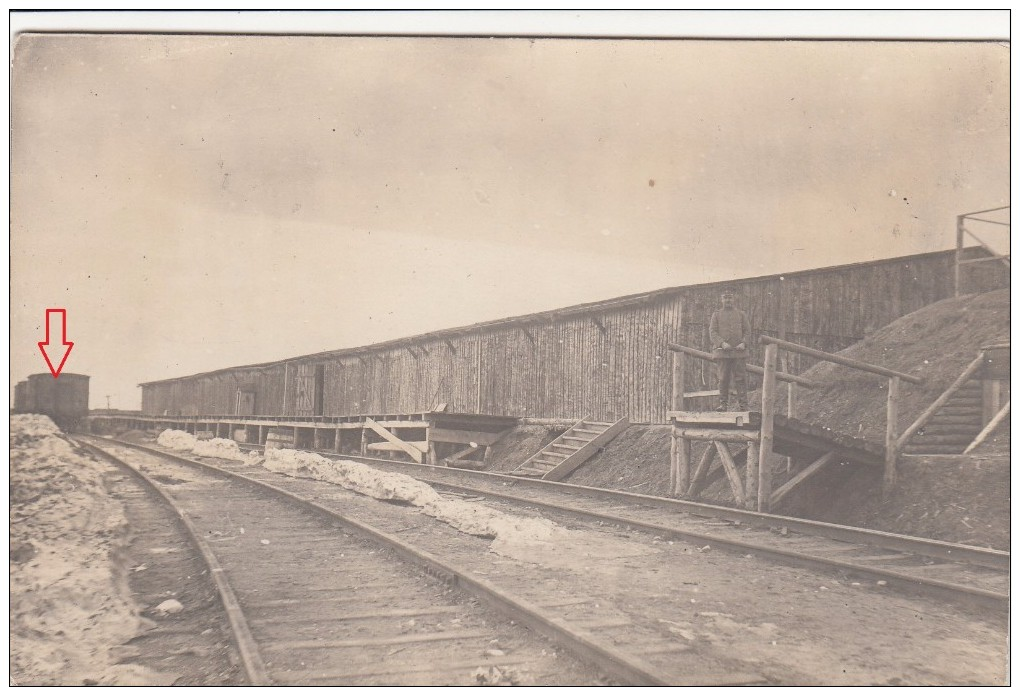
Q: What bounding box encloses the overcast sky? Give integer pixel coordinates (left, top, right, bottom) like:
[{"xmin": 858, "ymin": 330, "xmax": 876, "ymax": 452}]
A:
[{"xmin": 10, "ymin": 16, "xmax": 1010, "ymax": 410}]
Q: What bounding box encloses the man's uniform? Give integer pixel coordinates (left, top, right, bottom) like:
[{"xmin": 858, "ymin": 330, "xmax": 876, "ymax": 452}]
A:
[{"xmin": 709, "ymin": 296, "xmax": 751, "ymax": 411}]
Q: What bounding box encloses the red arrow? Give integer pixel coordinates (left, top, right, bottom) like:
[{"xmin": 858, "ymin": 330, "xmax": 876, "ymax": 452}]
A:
[{"xmin": 38, "ymin": 308, "xmax": 74, "ymax": 378}]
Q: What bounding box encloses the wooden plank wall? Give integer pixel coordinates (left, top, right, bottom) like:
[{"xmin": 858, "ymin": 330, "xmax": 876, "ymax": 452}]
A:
[{"xmin": 141, "ymin": 249, "xmax": 1008, "ymax": 423}]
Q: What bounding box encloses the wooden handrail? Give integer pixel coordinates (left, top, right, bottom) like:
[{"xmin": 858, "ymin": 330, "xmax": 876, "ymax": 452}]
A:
[
  {"xmin": 962, "ymin": 228, "xmax": 1011, "ymax": 266},
  {"xmin": 666, "ymin": 343, "xmax": 816, "ymax": 388},
  {"xmin": 896, "ymin": 352, "xmax": 987, "ymax": 451},
  {"xmin": 757, "ymin": 335, "xmax": 923, "ymax": 384},
  {"xmin": 964, "ymin": 401, "xmax": 1010, "ymax": 454}
]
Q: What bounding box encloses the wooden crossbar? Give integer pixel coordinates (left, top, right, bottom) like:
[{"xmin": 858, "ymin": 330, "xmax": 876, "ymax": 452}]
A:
[{"xmin": 758, "ymin": 336, "xmax": 923, "ymax": 384}]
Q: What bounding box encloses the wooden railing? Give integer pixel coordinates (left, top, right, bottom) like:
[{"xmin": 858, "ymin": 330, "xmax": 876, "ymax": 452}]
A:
[
  {"xmin": 955, "ymin": 206, "xmax": 1010, "ymax": 297},
  {"xmin": 758, "ymin": 336, "xmax": 923, "ymax": 498},
  {"xmin": 665, "ymin": 342, "xmax": 815, "ymax": 415}
]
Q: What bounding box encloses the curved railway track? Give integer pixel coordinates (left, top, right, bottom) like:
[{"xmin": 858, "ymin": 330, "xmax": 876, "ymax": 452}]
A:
[
  {"xmin": 78, "ymin": 436, "xmax": 765, "ymax": 686},
  {"xmin": 251, "ymin": 444, "xmax": 1010, "ymax": 614}
]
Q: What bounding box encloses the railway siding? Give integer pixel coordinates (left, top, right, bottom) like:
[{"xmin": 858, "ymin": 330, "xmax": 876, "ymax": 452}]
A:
[{"xmin": 88, "ymin": 436, "xmax": 1009, "ymax": 685}]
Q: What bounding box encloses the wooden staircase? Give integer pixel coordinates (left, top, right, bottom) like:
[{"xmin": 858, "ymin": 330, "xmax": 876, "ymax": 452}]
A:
[
  {"xmin": 903, "ymin": 380, "xmax": 985, "ymax": 455},
  {"xmin": 511, "ymin": 416, "xmax": 628, "ymax": 480}
]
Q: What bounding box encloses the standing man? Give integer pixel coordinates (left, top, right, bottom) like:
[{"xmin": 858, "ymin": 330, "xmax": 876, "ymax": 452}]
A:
[{"xmin": 709, "ymin": 287, "xmax": 751, "ymax": 412}]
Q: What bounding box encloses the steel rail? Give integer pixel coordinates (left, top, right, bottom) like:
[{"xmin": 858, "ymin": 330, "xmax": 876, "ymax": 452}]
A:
[
  {"xmin": 298, "ymin": 448, "xmax": 1009, "ymax": 573},
  {"xmin": 360, "ymin": 473, "xmax": 1008, "ymax": 611},
  {"xmin": 76, "ymin": 440, "xmax": 270, "ymax": 686},
  {"xmin": 81, "ymin": 436, "xmax": 743, "ymax": 686}
]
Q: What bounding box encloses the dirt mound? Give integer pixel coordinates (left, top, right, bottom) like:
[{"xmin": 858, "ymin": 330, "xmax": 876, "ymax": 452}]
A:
[
  {"xmin": 568, "ymin": 425, "xmax": 672, "ymax": 495},
  {"xmin": 786, "ymin": 288, "xmax": 1009, "ymax": 445},
  {"xmin": 485, "ymin": 424, "xmax": 564, "ymax": 472}
]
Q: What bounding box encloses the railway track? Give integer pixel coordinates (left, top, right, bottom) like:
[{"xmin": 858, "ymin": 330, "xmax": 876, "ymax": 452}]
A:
[
  {"xmin": 254, "ymin": 445, "xmax": 1010, "ymax": 614},
  {"xmin": 79, "ymin": 436, "xmax": 765, "ymax": 686}
]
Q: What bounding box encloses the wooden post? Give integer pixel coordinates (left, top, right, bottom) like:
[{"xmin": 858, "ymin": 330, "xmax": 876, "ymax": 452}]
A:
[
  {"xmin": 686, "ymin": 443, "xmax": 718, "ymax": 498},
  {"xmin": 757, "ymin": 343, "xmax": 778, "ymax": 512},
  {"xmin": 982, "ymin": 379, "xmax": 1001, "ymax": 426},
  {"xmin": 678, "ymin": 436, "xmax": 691, "ymax": 496},
  {"xmin": 425, "ymin": 427, "xmax": 438, "ymax": 466},
  {"xmin": 955, "ymin": 214, "xmax": 964, "ymax": 297},
  {"xmin": 744, "ymin": 440, "xmax": 759, "ymax": 510},
  {"xmin": 669, "ymin": 424, "xmax": 679, "ymax": 496},
  {"xmin": 475, "ymin": 340, "xmax": 483, "ymax": 414},
  {"xmin": 360, "ymin": 426, "xmax": 368, "ymax": 455},
  {"xmin": 714, "ymin": 441, "xmax": 744, "ymax": 505},
  {"xmin": 883, "ymin": 376, "xmax": 900, "ymax": 498},
  {"xmin": 334, "ymin": 428, "xmax": 342, "ymax": 454},
  {"xmin": 672, "ymin": 350, "xmax": 686, "ymax": 412}
]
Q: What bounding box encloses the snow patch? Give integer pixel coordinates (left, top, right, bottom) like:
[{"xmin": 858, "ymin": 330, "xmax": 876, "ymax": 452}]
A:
[
  {"xmin": 156, "ymin": 429, "xmax": 197, "ymax": 451},
  {"xmin": 11, "ymin": 414, "xmax": 173, "ymax": 685}
]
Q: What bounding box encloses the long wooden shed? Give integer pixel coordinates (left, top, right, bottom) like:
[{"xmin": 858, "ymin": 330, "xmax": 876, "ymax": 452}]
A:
[{"xmin": 140, "ymin": 248, "xmax": 1007, "ymax": 424}]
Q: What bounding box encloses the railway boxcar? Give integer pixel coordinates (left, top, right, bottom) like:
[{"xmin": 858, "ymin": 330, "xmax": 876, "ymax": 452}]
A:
[{"xmin": 13, "ymin": 373, "xmax": 90, "ymax": 431}]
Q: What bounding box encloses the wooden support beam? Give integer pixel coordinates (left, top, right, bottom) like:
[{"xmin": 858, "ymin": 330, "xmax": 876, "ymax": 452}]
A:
[
  {"xmin": 364, "ymin": 418, "xmax": 423, "ymax": 463},
  {"xmin": 672, "ymin": 350, "xmax": 686, "ymax": 412},
  {"xmin": 965, "ymin": 401, "xmax": 1010, "ymax": 454},
  {"xmin": 669, "ymin": 425, "xmax": 678, "ymax": 496},
  {"xmin": 366, "ymin": 441, "xmax": 430, "ymax": 453},
  {"xmin": 445, "ymin": 444, "xmax": 483, "ymax": 463},
  {"xmin": 427, "ymin": 427, "xmax": 509, "ymax": 446},
  {"xmin": 684, "ymin": 390, "xmax": 720, "ymax": 398},
  {"xmin": 745, "ymin": 364, "xmax": 816, "ymax": 388},
  {"xmin": 744, "ymin": 441, "xmax": 759, "ymax": 510},
  {"xmin": 770, "ymin": 451, "xmax": 838, "ymax": 506},
  {"xmin": 685, "ymin": 443, "xmax": 717, "ymax": 498},
  {"xmin": 982, "ymin": 379, "xmax": 1002, "ymax": 426},
  {"xmin": 592, "ymin": 317, "xmax": 608, "ymax": 335},
  {"xmin": 714, "ymin": 441, "xmax": 744, "ymax": 505},
  {"xmin": 445, "ymin": 340, "xmax": 457, "ymax": 354},
  {"xmin": 677, "ymin": 435, "xmax": 691, "ymax": 496},
  {"xmin": 676, "ymin": 429, "xmax": 760, "ymax": 442},
  {"xmin": 519, "ymin": 327, "xmax": 536, "ymax": 346},
  {"xmin": 407, "ymin": 347, "xmax": 419, "ymax": 359},
  {"xmin": 883, "ymin": 376, "xmax": 900, "ymax": 498},
  {"xmin": 757, "ymin": 343, "xmax": 778, "ymax": 512}
]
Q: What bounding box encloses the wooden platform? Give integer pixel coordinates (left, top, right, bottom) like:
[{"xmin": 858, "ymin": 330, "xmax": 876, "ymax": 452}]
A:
[
  {"xmin": 667, "ymin": 411, "xmax": 760, "ymax": 428},
  {"xmin": 88, "ymin": 411, "xmax": 520, "ymax": 467},
  {"xmin": 668, "ymin": 411, "xmax": 882, "ymax": 465}
]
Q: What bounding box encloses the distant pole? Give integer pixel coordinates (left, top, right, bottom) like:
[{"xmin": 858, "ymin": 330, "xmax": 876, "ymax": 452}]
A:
[
  {"xmin": 105, "ymin": 395, "xmax": 112, "ymax": 410},
  {"xmin": 955, "ymin": 215, "xmax": 964, "ymax": 297}
]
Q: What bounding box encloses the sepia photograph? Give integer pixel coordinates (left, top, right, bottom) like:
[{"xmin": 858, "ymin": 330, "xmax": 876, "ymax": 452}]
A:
[{"xmin": 9, "ymin": 10, "xmax": 1010, "ymax": 686}]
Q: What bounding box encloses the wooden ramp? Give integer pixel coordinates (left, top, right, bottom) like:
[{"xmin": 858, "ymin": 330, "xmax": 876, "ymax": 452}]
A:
[{"xmin": 512, "ymin": 416, "xmax": 629, "ymax": 480}]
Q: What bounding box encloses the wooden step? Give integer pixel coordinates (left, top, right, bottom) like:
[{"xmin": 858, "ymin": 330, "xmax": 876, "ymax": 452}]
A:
[
  {"xmin": 532, "ymin": 461, "xmax": 559, "ymax": 470},
  {"xmin": 559, "ymin": 435, "xmax": 589, "ymax": 442},
  {"xmin": 543, "ymin": 450, "xmax": 573, "ymax": 460},
  {"xmin": 583, "ymin": 421, "xmax": 614, "ymax": 427},
  {"xmin": 919, "ymin": 423, "xmax": 983, "ymax": 432},
  {"xmin": 574, "ymin": 429, "xmax": 602, "ymax": 435},
  {"xmin": 551, "ymin": 443, "xmax": 580, "ymax": 451}
]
